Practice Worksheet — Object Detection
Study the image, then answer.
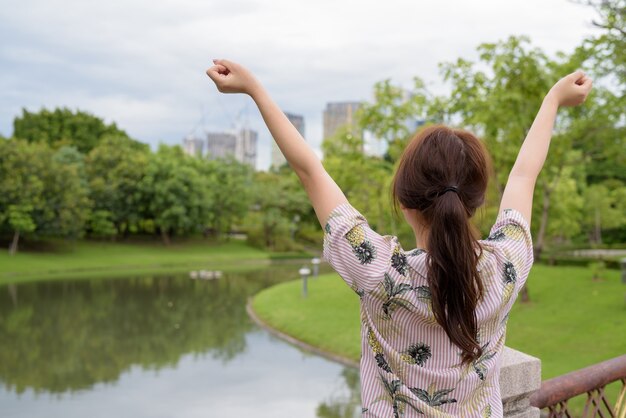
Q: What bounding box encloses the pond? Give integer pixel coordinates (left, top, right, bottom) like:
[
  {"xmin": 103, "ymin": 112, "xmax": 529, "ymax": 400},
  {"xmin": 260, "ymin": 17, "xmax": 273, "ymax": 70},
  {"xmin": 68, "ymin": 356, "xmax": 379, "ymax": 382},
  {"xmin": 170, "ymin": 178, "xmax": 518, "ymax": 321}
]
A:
[{"xmin": 0, "ymin": 261, "xmax": 361, "ymax": 418}]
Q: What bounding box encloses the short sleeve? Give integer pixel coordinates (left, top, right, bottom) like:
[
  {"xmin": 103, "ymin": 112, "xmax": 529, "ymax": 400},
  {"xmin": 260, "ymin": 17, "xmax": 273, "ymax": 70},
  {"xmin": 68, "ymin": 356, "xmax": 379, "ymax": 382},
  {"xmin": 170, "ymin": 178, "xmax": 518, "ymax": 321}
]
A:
[
  {"xmin": 485, "ymin": 208, "xmax": 534, "ymax": 289},
  {"xmin": 322, "ymin": 202, "xmax": 396, "ymax": 294}
]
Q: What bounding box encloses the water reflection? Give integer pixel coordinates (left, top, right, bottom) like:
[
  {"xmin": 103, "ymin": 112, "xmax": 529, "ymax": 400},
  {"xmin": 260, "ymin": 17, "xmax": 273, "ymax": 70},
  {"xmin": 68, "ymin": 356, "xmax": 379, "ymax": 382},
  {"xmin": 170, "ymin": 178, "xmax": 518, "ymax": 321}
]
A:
[
  {"xmin": 316, "ymin": 367, "xmax": 362, "ymax": 418},
  {"xmin": 0, "ymin": 261, "xmax": 366, "ymax": 417},
  {"xmin": 0, "ymin": 263, "xmax": 317, "ymax": 392}
]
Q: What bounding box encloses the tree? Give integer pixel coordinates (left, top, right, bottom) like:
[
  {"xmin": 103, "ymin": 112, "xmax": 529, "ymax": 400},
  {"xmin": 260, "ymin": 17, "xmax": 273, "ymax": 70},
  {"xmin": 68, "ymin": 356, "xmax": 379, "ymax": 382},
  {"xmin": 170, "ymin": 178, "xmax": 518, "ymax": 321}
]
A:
[
  {"xmin": 358, "ymin": 78, "xmax": 429, "ymax": 163},
  {"xmin": 34, "ymin": 146, "xmax": 91, "ymax": 240},
  {"xmin": 85, "ymin": 135, "xmax": 150, "ymax": 238},
  {"xmin": 246, "ymin": 170, "xmax": 309, "ymax": 250},
  {"xmin": 322, "ymin": 127, "xmax": 395, "ymax": 237},
  {"xmin": 202, "ymin": 156, "xmax": 254, "ymax": 238},
  {"xmin": 5, "ymin": 205, "xmax": 36, "ymax": 255},
  {"xmin": 0, "ymin": 139, "xmax": 90, "ymax": 252},
  {"xmin": 139, "ymin": 145, "xmax": 210, "ymax": 244},
  {"xmin": 0, "ymin": 139, "xmax": 47, "ymax": 254},
  {"xmin": 13, "ymin": 107, "xmax": 141, "ymax": 154},
  {"xmin": 574, "ymin": 0, "xmax": 626, "ymax": 89},
  {"xmin": 582, "ymin": 181, "xmax": 626, "ymax": 244}
]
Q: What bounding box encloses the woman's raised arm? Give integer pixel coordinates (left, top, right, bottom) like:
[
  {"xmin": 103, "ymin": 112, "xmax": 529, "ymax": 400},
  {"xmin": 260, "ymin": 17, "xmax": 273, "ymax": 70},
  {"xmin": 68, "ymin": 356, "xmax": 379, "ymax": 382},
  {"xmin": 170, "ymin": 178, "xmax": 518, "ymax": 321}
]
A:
[
  {"xmin": 499, "ymin": 70, "xmax": 593, "ymax": 227},
  {"xmin": 206, "ymin": 59, "xmax": 348, "ymax": 227}
]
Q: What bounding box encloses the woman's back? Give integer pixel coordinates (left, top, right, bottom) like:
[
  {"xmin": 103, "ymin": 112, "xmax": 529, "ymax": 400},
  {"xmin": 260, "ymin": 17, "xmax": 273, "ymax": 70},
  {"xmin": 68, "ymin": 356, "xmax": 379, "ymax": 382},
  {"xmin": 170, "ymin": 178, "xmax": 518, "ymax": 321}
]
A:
[
  {"xmin": 207, "ymin": 60, "xmax": 592, "ymax": 418},
  {"xmin": 323, "ymin": 203, "xmax": 534, "ymax": 417}
]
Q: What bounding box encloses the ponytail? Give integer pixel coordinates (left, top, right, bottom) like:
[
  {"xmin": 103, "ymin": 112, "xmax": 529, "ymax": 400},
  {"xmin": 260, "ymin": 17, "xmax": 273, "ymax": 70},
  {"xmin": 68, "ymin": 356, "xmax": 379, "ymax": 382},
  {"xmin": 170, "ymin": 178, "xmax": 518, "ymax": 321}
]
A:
[
  {"xmin": 392, "ymin": 125, "xmax": 491, "ymax": 364},
  {"xmin": 427, "ymin": 190, "xmax": 484, "ymax": 364}
]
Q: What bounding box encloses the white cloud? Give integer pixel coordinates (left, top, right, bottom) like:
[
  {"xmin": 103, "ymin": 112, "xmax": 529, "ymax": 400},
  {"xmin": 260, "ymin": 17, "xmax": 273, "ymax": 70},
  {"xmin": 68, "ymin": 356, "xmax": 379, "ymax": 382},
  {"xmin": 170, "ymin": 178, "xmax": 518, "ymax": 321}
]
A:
[{"xmin": 0, "ymin": 0, "xmax": 601, "ymax": 169}]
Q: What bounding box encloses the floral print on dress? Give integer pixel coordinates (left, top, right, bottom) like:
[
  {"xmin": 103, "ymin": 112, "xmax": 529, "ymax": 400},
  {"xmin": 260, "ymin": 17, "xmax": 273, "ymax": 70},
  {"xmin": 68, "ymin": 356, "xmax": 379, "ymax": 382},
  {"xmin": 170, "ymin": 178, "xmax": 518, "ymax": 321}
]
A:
[
  {"xmin": 472, "ymin": 343, "xmax": 497, "ymax": 381},
  {"xmin": 401, "ymin": 343, "xmax": 432, "ymax": 366},
  {"xmin": 375, "ymin": 373, "xmax": 424, "ymax": 418},
  {"xmin": 409, "ymin": 384, "xmax": 457, "ymax": 407},
  {"xmin": 502, "ymin": 260, "xmax": 517, "ymax": 304},
  {"xmin": 486, "ymin": 229, "xmax": 506, "ymax": 241},
  {"xmin": 321, "ymin": 203, "xmax": 534, "ymax": 418},
  {"xmin": 391, "ymin": 244, "xmax": 408, "ymax": 276},
  {"xmin": 414, "ymin": 285, "xmax": 437, "ymax": 324},
  {"xmin": 380, "ymin": 273, "xmax": 416, "ymax": 319},
  {"xmin": 368, "ymin": 327, "xmax": 392, "ymax": 373},
  {"xmin": 407, "ymin": 248, "xmax": 426, "ymax": 257},
  {"xmin": 346, "ymin": 224, "xmax": 377, "ymax": 264},
  {"xmin": 348, "ymin": 279, "xmax": 366, "ymax": 299}
]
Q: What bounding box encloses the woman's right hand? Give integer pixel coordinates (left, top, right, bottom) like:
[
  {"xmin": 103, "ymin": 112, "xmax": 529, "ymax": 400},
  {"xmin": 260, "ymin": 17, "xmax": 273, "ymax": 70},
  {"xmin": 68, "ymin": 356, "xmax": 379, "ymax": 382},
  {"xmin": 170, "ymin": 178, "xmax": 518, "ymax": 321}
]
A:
[
  {"xmin": 206, "ymin": 59, "xmax": 262, "ymax": 96},
  {"xmin": 546, "ymin": 70, "xmax": 593, "ymax": 107}
]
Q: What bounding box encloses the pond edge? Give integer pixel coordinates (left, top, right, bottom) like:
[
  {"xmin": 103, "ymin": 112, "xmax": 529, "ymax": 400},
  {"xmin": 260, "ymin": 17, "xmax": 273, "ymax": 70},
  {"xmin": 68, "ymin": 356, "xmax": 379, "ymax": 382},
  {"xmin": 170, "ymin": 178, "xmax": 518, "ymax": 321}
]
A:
[{"xmin": 246, "ymin": 297, "xmax": 359, "ymax": 369}]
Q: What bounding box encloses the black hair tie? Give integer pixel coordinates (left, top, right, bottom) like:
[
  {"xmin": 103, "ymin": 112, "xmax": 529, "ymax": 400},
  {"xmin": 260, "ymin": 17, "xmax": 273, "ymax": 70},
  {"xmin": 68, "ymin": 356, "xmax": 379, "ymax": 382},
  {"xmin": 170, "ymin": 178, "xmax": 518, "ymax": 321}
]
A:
[{"xmin": 437, "ymin": 186, "xmax": 459, "ymax": 197}]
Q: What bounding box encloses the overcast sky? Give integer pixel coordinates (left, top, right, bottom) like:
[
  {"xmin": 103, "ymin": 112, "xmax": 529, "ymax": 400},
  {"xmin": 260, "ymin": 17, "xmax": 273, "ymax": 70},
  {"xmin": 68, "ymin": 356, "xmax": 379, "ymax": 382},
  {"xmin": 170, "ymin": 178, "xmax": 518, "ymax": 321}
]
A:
[{"xmin": 0, "ymin": 0, "xmax": 601, "ymax": 170}]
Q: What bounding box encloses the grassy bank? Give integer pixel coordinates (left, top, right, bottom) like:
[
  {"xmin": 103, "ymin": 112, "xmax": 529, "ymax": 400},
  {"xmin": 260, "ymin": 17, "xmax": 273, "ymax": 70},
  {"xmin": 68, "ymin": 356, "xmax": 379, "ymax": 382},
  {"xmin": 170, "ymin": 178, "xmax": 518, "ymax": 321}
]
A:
[
  {"xmin": 0, "ymin": 239, "xmax": 310, "ymax": 284},
  {"xmin": 252, "ymin": 265, "xmax": 625, "ymax": 408}
]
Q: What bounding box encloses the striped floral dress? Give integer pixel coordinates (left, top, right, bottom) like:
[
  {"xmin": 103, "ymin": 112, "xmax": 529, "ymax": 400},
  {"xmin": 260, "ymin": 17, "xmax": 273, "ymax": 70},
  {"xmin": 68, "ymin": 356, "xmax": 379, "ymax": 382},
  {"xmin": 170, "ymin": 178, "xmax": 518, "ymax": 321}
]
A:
[{"xmin": 322, "ymin": 203, "xmax": 534, "ymax": 418}]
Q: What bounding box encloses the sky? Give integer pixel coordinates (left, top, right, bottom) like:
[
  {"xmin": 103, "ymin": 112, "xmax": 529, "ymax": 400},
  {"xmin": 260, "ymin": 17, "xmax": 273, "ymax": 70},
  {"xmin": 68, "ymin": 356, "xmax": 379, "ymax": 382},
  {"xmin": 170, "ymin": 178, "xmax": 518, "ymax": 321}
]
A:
[{"xmin": 0, "ymin": 0, "xmax": 602, "ymax": 170}]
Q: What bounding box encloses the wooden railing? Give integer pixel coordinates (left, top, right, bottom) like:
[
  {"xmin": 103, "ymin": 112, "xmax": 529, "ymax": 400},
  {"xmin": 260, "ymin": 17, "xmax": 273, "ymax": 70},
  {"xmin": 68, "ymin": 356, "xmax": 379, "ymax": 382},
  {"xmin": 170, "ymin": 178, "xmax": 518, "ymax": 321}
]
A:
[{"xmin": 529, "ymin": 355, "xmax": 626, "ymax": 418}]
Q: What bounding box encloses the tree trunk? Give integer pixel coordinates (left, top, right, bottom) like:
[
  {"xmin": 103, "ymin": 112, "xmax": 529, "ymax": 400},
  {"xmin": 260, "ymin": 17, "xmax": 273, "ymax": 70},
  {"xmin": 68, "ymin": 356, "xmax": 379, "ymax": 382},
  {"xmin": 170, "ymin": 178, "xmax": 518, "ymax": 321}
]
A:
[
  {"xmin": 378, "ymin": 189, "xmax": 385, "ymax": 234},
  {"xmin": 160, "ymin": 227, "xmax": 171, "ymax": 246},
  {"xmin": 594, "ymin": 206, "xmax": 602, "ymax": 244},
  {"xmin": 9, "ymin": 230, "xmax": 20, "ymax": 255},
  {"xmin": 523, "ymin": 184, "xmax": 552, "ymax": 303},
  {"xmin": 8, "ymin": 284, "xmax": 17, "ymax": 307},
  {"xmin": 534, "ymin": 184, "xmax": 551, "ymax": 263}
]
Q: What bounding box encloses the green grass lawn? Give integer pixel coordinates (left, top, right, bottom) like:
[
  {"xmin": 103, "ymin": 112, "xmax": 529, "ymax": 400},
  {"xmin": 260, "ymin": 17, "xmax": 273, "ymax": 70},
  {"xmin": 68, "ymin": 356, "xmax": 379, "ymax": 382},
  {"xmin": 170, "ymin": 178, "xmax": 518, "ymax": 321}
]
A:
[
  {"xmin": 0, "ymin": 239, "xmax": 280, "ymax": 284},
  {"xmin": 252, "ymin": 264, "xmax": 626, "ymax": 410}
]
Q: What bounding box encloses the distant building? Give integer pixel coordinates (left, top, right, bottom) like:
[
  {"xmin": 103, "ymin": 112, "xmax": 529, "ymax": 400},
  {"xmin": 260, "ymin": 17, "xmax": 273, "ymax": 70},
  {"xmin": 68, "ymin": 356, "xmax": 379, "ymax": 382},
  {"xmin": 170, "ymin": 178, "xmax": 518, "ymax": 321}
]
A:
[
  {"xmin": 206, "ymin": 129, "xmax": 257, "ymax": 170},
  {"xmin": 271, "ymin": 112, "xmax": 305, "ymax": 170},
  {"xmin": 323, "ymin": 101, "xmax": 362, "ymax": 141},
  {"xmin": 182, "ymin": 135, "xmax": 204, "ymax": 157},
  {"xmin": 236, "ymin": 128, "xmax": 257, "ymax": 169},
  {"xmin": 206, "ymin": 132, "xmax": 237, "ymax": 160}
]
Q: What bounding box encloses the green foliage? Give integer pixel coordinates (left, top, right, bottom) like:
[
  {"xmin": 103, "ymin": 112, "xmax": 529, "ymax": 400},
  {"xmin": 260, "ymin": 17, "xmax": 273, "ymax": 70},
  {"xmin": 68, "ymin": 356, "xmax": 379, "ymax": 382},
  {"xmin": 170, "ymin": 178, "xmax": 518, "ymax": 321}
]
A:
[
  {"xmin": 0, "ymin": 139, "xmax": 46, "ymax": 240},
  {"xmin": 202, "ymin": 155, "xmax": 254, "ymax": 237},
  {"xmin": 542, "ymin": 156, "xmax": 585, "ymax": 241},
  {"xmin": 439, "ymin": 36, "xmax": 557, "ymax": 196},
  {"xmin": 0, "ymin": 138, "xmax": 90, "ymax": 251},
  {"xmin": 139, "ymin": 145, "xmax": 212, "ymax": 244},
  {"xmin": 578, "ymin": 0, "xmax": 626, "ymax": 92},
  {"xmin": 583, "ymin": 182, "xmax": 626, "ymax": 244},
  {"xmin": 244, "ymin": 170, "xmax": 309, "ymax": 251},
  {"xmin": 88, "ymin": 210, "xmax": 118, "ymax": 238},
  {"xmin": 0, "ymin": 107, "xmax": 267, "ymax": 249},
  {"xmin": 588, "ymin": 260, "xmax": 607, "ymax": 280},
  {"xmin": 357, "ymin": 78, "xmax": 429, "ymax": 162},
  {"xmin": 7, "ymin": 205, "xmax": 36, "ymax": 236},
  {"xmin": 322, "ymin": 127, "xmax": 395, "ymax": 236},
  {"xmin": 86, "ymin": 135, "xmax": 150, "ymax": 237},
  {"xmin": 325, "ymin": 35, "xmax": 624, "ymax": 250},
  {"xmin": 36, "ymin": 146, "xmax": 91, "ymax": 239},
  {"xmin": 13, "ymin": 107, "xmax": 141, "ymax": 154},
  {"xmin": 421, "ymin": 35, "xmax": 622, "ymax": 253}
]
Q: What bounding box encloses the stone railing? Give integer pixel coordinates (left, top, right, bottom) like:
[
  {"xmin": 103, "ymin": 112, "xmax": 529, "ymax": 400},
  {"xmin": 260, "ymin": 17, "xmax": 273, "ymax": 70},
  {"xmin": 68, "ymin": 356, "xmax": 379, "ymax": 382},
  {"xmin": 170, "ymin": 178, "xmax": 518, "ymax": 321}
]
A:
[{"xmin": 500, "ymin": 347, "xmax": 542, "ymax": 417}]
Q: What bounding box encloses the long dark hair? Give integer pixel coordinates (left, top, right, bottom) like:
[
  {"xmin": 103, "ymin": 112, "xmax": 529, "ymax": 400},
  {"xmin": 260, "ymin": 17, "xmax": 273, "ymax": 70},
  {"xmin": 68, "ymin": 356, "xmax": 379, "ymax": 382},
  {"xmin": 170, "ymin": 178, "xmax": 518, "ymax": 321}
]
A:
[{"xmin": 391, "ymin": 124, "xmax": 492, "ymax": 364}]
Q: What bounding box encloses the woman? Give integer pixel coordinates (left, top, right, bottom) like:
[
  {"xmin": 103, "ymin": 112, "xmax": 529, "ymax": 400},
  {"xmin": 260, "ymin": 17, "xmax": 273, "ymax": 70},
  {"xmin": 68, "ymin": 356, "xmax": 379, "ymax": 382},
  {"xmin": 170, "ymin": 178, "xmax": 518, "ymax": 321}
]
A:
[{"xmin": 206, "ymin": 60, "xmax": 592, "ymax": 417}]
